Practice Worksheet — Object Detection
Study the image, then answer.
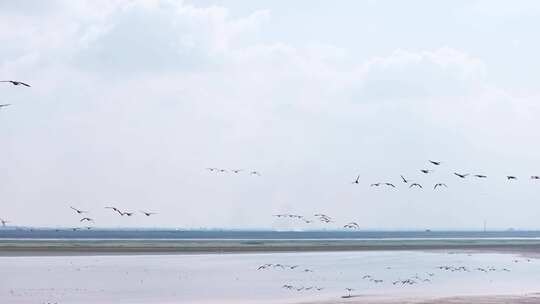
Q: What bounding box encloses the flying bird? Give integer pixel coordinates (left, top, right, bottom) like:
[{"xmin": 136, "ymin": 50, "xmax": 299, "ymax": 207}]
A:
[
  {"xmin": 250, "ymin": 171, "xmax": 261, "ymax": 176},
  {"xmin": 429, "ymin": 160, "xmax": 441, "ymax": 165},
  {"xmin": 474, "ymin": 174, "xmax": 487, "ymax": 178},
  {"xmin": 70, "ymin": 206, "xmax": 88, "ymax": 214},
  {"xmin": 384, "ymin": 182, "xmax": 396, "ymax": 188},
  {"xmin": 370, "ymin": 183, "xmax": 381, "ymax": 187},
  {"xmin": 454, "ymin": 172, "xmax": 469, "ymax": 178},
  {"xmin": 206, "ymin": 168, "xmax": 218, "ymax": 172},
  {"xmin": 122, "ymin": 212, "xmax": 134, "ymax": 216},
  {"xmin": 80, "ymin": 217, "xmax": 93, "ymax": 222},
  {"xmin": 231, "ymin": 169, "xmax": 243, "ymax": 173},
  {"xmin": 434, "ymin": 183, "xmax": 448, "ymax": 190},
  {"xmin": 105, "ymin": 206, "xmax": 123, "ymax": 216},
  {"xmin": 0, "ymin": 104, "xmax": 11, "ymax": 109},
  {"xmin": 400, "ymin": 175, "xmax": 410, "ymax": 184},
  {"xmin": 507, "ymin": 176, "xmax": 517, "ymax": 180},
  {"xmin": 420, "ymin": 169, "xmax": 433, "ymax": 174},
  {"xmin": 0, "ymin": 80, "xmax": 31, "ymax": 87},
  {"xmin": 344, "ymin": 222, "xmax": 360, "ymax": 229},
  {"xmin": 531, "ymin": 176, "xmax": 540, "ymax": 180},
  {"xmin": 410, "ymin": 183, "xmax": 423, "ymax": 189},
  {"xmin": 352, "ymin": 175, "xmax": 360, "ymax": 184},
  {"xmin": 140, "ymin": 211, "xmax": 157, "ymax": 216}
]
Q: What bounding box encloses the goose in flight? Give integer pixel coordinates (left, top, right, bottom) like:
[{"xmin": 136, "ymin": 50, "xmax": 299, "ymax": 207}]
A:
[
  {"xmin": 206, "ymin": 167, "xmax": 218, "ymax": 172},
  {"xmin": 0, "ymin": 104, "xmax": 11, "ymax": 109},
  {"xmin": 250, "ymin": 171, "xmax": 261, "ymax": 176},
  {"xmin": 410, "ymin": 183, "xmax": 423, "ymax": 189},
  {"xmin": 80, "ymin": 217, "xmax": 93, "ymax": 222},
  {"xmin": 400, "ymin": 175, "xmax": 410, "ymax": 184},
  {"xmin": 140, "ymin": 211, "xmax": 157, "ymax": 216},
  {"xmin": 384, "ymin": 182, "xmax": 396, "ymax": 188},
  {"xmin": 370, "ymin": 182, "xmax": 381, "ymax": 187},
  {"xmin": 231, "ymin": 169, "xmax": 243, "ymax": 174},
  {"xmin": 531, "ymin": 176, "xmax": 540, "ymax": 180},
  {"xmin": 474, "ymin": 174, "xmax": 487, "ymax": 178},
  {"xmin": 122, "ymin": 211, "xmax": 135, "ymax": 216},
  {"xmin": 70, "ymin": 206, "xmax": 88, "ymax": 214},
  {"xmin": 429, "ymin": 160, "xmax": 441, "ymax": 166},
  {"xmin": 420, "ymin": 169, "xmax": 433, "ymax": 174},
  {"xmin": 454, "ymin": 172, "xmax": 469, "ymax": 178},
  {"xmin": 344, "ymin": 222, "xmax": 360, "ymax": 229},
  {"xmin": 434, "ymin": 183, "xmax": 448, "ymax": 190},
  {"xmin": 0, "ymin": 80, "xmax": 31, "ymax": 87},
  {"xmin": 105, "ymin": 206, "xmax": 123, "ymax": 216},
  {"xmin": 507, "ymin": 176, "xmax": 517, "ymax": 180},
  {"xmin": 352, "ymin": 175, "xmax": 360, "ymax": 184}
]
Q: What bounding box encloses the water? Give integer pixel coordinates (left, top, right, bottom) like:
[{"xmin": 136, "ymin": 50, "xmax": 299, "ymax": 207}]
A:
[
  {"xmin": 1, "ymin": 251, "xmax": 539, "ymax": 304},
  {"xmin": 2, "ymin": 229, "xmax": 540, "ymax": 240}
]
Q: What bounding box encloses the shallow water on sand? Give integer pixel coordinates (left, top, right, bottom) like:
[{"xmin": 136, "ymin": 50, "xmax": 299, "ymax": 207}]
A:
[{"xmin": 1, "ymin": 251, "xmax": 539, "ymax": 304}]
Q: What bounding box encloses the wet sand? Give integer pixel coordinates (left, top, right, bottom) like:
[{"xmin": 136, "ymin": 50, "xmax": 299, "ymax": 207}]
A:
[
  {"xmin": 3, "ymin": 238, "xmax": 540, "ymax": 256},
  {"xmin": 304, "ymin": 294, "xmax": 540, "ymax": 304}
]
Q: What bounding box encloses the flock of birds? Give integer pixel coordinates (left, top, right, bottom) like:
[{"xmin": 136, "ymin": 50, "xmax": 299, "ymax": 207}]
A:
[
  {"xmin": 66, "ymin": 205, "xmax": 157, "ymax": 229},
  {"xmin": 354, "ymin": 160, "xmax": 540, "ymax": 191},
  {"xmin": 256, "ymin": 256, "xmax": 532, "ymax": 299}
]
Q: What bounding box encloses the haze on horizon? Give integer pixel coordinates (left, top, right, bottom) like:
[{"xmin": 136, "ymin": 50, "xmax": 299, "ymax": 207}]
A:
[{"xmin": 1, "ymin": 0, "xmax": 540, "ymax": 230}]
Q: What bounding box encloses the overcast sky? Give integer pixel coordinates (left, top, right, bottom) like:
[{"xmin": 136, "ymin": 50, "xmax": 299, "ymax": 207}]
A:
[{"xmin": 1, "ymin": 0, "xmax": 540, "ymax": 230}]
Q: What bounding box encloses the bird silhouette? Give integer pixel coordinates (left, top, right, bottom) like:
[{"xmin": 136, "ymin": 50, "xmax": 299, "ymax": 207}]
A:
[
  {"xmin": 352, "ymin": 175, "xmax": 360, "ymax": 184},
  {"xmin": 140, "ymin": 211, "xmax": 157, "ymax": 216},
  {"xmin": 420, "ymin": 169, "xmax": 433, "ymax": 174},
  {"xmin": 0, "ymin": 80, "xmax": 31, "ymax": 87},
  {"xmin": 434, "ymin": 183, "xmax": 448, "ymax": 190},
  {"xmin": 410, "ymin": 183, "xmax": 423, "ymax": 189},
  {"xmin": 250, "ymin": 171, "xmax": 261, "ymax": 176},
  {"xmin": 370, "ymin": 183, "xmax": 381, "ymax": 187},
  {"xmin": 507, "ymin": 176, "xmax": 517, "ymax": 180},
  {"xmin": 80, "ymin": 217, "xmax": 93, "ymax": 222},
  {"xmin": 400, "ymin": 175, "xmax": 410, "ymax": 183},
  {"xmin": 531, "ymin": 176, "xmax": 540, "ymax": 180},
  {"xmin": 0, "ymin": 104, "xmax": 11, "ymax": 109},
  {"xmin": 70, "ymin": 206, "xmax": 88, "ymax": 214},
  {"xmin": 429, "ymin": 160, "xmax": 441, "ymax": 165},
  {"xmin": 454, "ymin": 172, "xmax": 469, "ymax": 178},
  {"xmin": 384, "ymin": 182, "xmax": 396, "ymax": 188},
  {"xmin": 474, "ymin": 174, "xmax": 487, "ymax": 178}
]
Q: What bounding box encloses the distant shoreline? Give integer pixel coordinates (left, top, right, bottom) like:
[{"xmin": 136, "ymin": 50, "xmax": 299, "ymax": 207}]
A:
[{"xmin": 2, "ymin": 238, "xmax": 540, "ymax": 256}]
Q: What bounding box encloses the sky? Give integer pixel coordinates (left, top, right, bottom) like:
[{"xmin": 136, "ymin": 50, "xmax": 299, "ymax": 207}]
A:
[{"xmin": 1, "ymin": 0, "xmax": 540, "ymax": 230}]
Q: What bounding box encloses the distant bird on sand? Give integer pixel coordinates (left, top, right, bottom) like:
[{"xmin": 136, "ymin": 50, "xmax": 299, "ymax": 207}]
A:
[
  {"xmin": 410, "ymin": 183, "xmax": 423, "ymax": 189},
  {"xmin": 352, "ymin": 175, "xmax": 360, "ymax": 184},
  {"xmin": 0, "ymin": 104, "xmax": 11, "ymax": 109},
  {"xmin": 0, "ymin": 80, "xmax": 31, "ymax": 87},
  {"xmin": 80, "ymin": 217, "xmax": 93, "ymax": 222},
  {"xmin": 420, "ymin": 169, "xmax": 433, "ymax": 174},
  {"xmin": 70, "ymin": 206, "xmax": 88, "ymax": 214},
  {"xmin": 429, "ymin": 160, "xmax": 441, "ymax": 166},
  {"xmin": 507, "ymin": 176, "xmax": 517, "ymax": 180},
  {"xmin": 474, "ymin": 174, "xmax": 487, "ymax": 178},
  {"xmin": 454, "ymin": 172, "xmax": 469, "ymax": 178},
  {"xmin": 434, "ymin": 183, "xmax": 448, "ymax": 190},
  {"xmin": 140, "ymin": 211, "xmax": 157, "ymax": 216}
]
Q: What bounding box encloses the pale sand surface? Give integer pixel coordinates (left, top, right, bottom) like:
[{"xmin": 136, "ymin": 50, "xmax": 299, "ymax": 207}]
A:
[
  {"xmin": 301, "ymin": 294, "xmax": 540, "ymax": 304},
  {"xmin": 2, "ymin": 251, "xmax": 539, "ymax": 304}
]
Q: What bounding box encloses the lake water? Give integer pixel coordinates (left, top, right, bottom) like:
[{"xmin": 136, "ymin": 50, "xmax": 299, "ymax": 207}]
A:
[{"xmin": 1, "ymin": 251, "xmax": 539, "ymax": 304}]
